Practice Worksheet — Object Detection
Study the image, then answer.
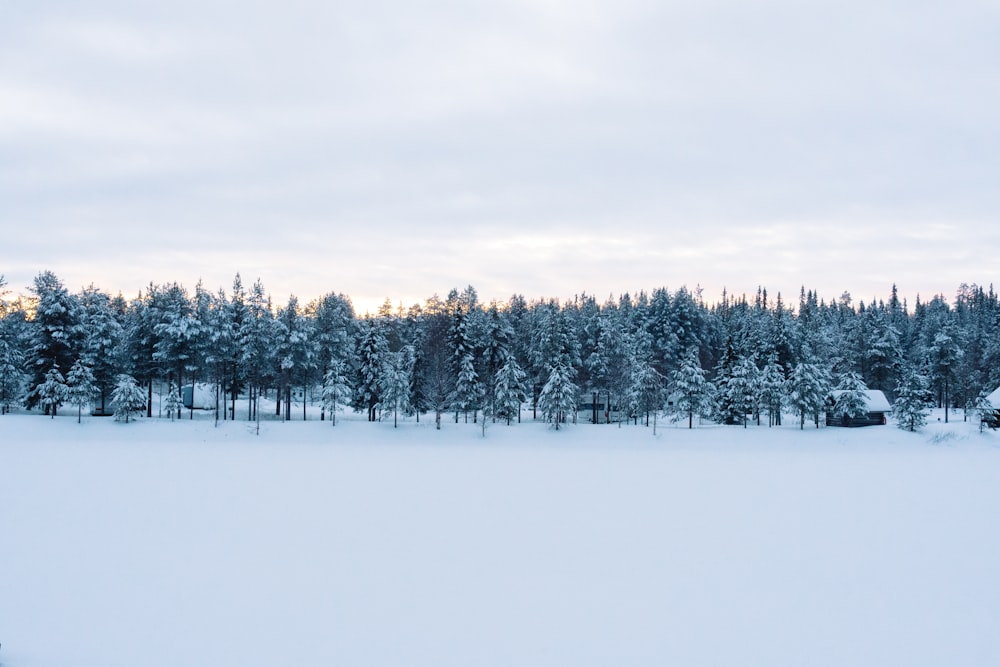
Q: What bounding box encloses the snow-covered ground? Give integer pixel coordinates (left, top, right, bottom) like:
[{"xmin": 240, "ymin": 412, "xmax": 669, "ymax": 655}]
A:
[{"xmin": 2, "ymin": 409, "xmax": 999, "ymax": 666}]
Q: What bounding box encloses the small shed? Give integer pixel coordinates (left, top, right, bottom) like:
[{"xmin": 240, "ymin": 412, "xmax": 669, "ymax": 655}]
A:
[
  {"xmin": 826, "ymin": 389, "xmax": 891, "ymax": 427},
  {"xmin": 182, "ymin": 383, "xmax": 216, "ymax": 410}
]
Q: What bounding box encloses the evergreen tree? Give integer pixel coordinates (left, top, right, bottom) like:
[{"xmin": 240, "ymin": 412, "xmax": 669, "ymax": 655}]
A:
[
  {"xmin": 0, "ymin": 315, "xmax": 26, "ymax": 414},
  {"xmin": 926, "ymin": 323, "xmax": 964, "ymax": 422},
  {"xmin": 786, "ymin": 356, "xmax": 832, "ymax": 429},
  {"xmin": 65, "ymin": 359, "xmax": 98, "ymax": 423},
  {"xmin": 454, "ymin": 351, "xmax": 481, "ymax": 422},
  {"xmin": 758, "ymin": 354, "xmax": 786, "ymax": 427},
  {"xmin": 449, "ymin": 304, "xmax": 481, "ymax": 422},
  {"xmin": 238, "ymin": 278, "xmax": 276, "ymax": 424},
  {"xmin": 893, "ymin": 366, "xmax": 931, "ymax": 432},
  {"xmin": 629, "ymin": 358, "xmax": 666, "ymax": 429},
  {"xmin": 712, "ymin": 338, "xmax": 742, "ymax": 425},
  {"xmin": 538, "ymin": 360, "xmax": 578, "ymax": 430},
  {"xmin": 865, "ymin": 309, "xmax": 903, "ymax": 393},
  {"xmin": 26, "ymin": 271, "xmax": 84, "ymax": 409},
  {"xmin": 321, "ymin": 360, "xmax": 353, "ymax": 426},
  {"xmin": 274, "ymin": 295, "xmax": 315, "ymax": 421},
  {"xmin": 724, "ymin": 356, "xmax": 758, "ymax": 428},
  {"xmin": 832, "ymin": 371, "xmax": 869, "ymax": 424},
  {"xmin": 111, "ymin": 373, "xmax": 146, "ymax": 423},
  {"xmin": 34, "ymin": 365, "xmax": 68, "ymax": 418},
  {"xmin": 354, "ymin": 319, "xmax": 388, "ymax": 422},
  {"xmin": 381, "ymin": 346, "xmax": 415, "ymax": 428},
  {"xmin": 493, "ymin": 356, "xmax": 528, "ymax": 425},
  {"xmin": 79, "ymin": 285, "xmax": 125, "ymax": 415},
  {"xmin": 309, "ymin": 292, "xmax": 355, "ymax": 420},
  {"xmin": 417, "ymin": 295, "xmax": 454, "ymax": 430},
  {"xmin": 162, "ymin": 381, "xmax": 183, "ymax": 421},
  {"xmin": 152, "ymin": 283, "xmax": 196, "ymax": 418},
  {"xmin": 584, "ymin": 313, "xmax": 627, "ymax": 424},
  {"xmin": 671, "ymin": 347, "xmax": 712, "ymax": 428}
]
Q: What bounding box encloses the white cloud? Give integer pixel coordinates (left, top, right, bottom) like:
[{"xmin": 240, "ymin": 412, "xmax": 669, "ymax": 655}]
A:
[{"xmin": 2, "ymin": 0, "xmax": 999, "ymax": 309}]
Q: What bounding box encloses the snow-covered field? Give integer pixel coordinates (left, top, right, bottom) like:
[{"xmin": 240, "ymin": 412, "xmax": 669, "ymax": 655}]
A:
[{"xmin": 2, "ymin": 410, "xmax": 999, "ymax": 666}]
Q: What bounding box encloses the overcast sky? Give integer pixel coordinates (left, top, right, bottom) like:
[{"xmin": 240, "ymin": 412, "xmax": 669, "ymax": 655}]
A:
[{"xmin": 3, "ymin": 0, "xmax": 998, "ymax": 313}]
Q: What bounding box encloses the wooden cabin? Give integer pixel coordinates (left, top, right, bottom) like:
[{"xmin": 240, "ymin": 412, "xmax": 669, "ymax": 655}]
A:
[
  {"xmin": 826, "ymin": 389, "xmax": 891, "ymax": 427},
  {"xmin": 983, "ymin": 387, "xmax": 1000, "ymax": 428}
]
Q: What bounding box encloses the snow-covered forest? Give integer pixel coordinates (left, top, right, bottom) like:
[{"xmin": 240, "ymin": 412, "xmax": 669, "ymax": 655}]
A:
[{"xmin": 1, "ymin": 271, "xmax": 996, "ymax": 430}]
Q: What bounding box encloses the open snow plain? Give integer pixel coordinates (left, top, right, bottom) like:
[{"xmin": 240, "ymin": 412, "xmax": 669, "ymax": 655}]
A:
[{"xmin": 2, "ymin": 411, "xmax": 999, "ymax": 666}]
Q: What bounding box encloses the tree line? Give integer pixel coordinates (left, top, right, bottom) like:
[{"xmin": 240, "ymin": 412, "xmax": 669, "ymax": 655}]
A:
[{"xmin": 1, "ymin": 271, "xmax": 997, "ymax": 431}]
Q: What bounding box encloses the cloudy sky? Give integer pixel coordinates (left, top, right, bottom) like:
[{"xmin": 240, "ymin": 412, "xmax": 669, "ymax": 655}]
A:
[{"xmin": 3, "ymin": 0, "xmax": 998, "ymax": 313}]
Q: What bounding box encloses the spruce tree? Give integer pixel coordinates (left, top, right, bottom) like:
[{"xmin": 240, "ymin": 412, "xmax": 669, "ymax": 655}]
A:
[
  {"xmin": 893, "ymin": 366, "xmax": 931, "ymax": 432},
  {"xmin": 27, "ymin": 272, "xmax": 84, "ymax": 409},
  {"xmin": 538, "ymin": 361, "xmax": 578, "ymax": 430},
  {"xmin": 354, "ymin": 320, "xmax": 388, "ymax": 422},
  {"xmin": 832, "ymin": 371, "xmax": 869, "ymax": 425},
  {"xmin": 786, "ymin": 357, "xmax": 832, "ymax": 429},
  {"xmin": 380, "ymin": 347, "xmax": 415, "ymax": 427},
  {"xmin": 35, "ymin": 365, "xmax": 68, "ymax": 418},
  {"xmin": 671, "ymin": 347, "xmax": 712, "ymax": 428},
  {"xmin": 111, "ymin": 374, "xmax": 146, "ymax": 423},
  {"xmin": 162, "ymin": 381, "xmax": 183, "ymax": 421},
  {"xmin": 321, "ymin": 360, "xmax": 353, "ymax": 427},
  {"xmin": 494, "ymin": 356, "xmax": 528, "ymax": 425},
  {"xmin": 65, "ymin": 359, "xmax": 98, "ymax": 423},
  {"xmin": 0, "ymin": 319, "xmax": 26, "ymax": 414},
  {"xmin": 758, "ymin": 354, "xmax": 786, "ymax": 427}
]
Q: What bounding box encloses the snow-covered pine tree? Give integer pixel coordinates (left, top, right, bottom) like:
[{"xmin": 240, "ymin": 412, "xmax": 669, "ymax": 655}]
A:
[
  {"xmin": 111, "ymin": 373, "xmax": 146, "ymax": 423},
  {"xmin": 380, "ymin": 346, "xmax": 415, "ymax": 428},
  {"xmin": 629, "ymin": 359, "xmax": 665, "ymax": 430},
  {"xmin": 238, "ymin": 278, "xmax": 276, "ymax": 424},
  {"xmin": 583, "ymin": 313, "xmax": 628, "ymax": 424},
  {"xmin": 78, "ymin": 286, "xmax": 125, "ymax": 416},
  {"xmin": 493, "ymin": 356, "xmax": 528, "ymax": 425},
  {"xmin": 832, "ymin": 371, "xmax": 869, "ymax": 425},
  {"xmin": 0, "ymin": 321, "xmax": 26, "ymax": 415},
  {"xmin": 758, "ymin": 354, "xmax": 786, "ymax": 427},
  {"xmin": 354, "ymin": 320, "xmax": 388, "ymax": 422},
  {"xmin": 712, "ymin": 338, "xmax": 740, "ymax": 425},
  {"xmin": 34, "ymin": 365, "xmax": 68, "ymax": 418},
  {"xmin": 162, "ymin": 381, "xmax": 183, "ymax": 421},
  {"xmin": 927, "ymin": 324, "xmax": 964, "ymax": 423},
  {"xmin": 893, "ymin": 366, "xmax": 931, "ymax": 432},
  {"xmin": 671, "ymin": 347, "xmax": 712, "ymax": 429},
  {"xmin": 724, "ymin": 356, "xmax": 759, "ymax": 428},
  {"xmin": 275, "ymin": 295, "xmax": 316, "ymax": 421},
  {"xmin": 152, "ymin": 283, "xmax": 196, "ymax": 417},
  {"xmin": 27, "ymin": 272, "xmax": 84, "ymax": 411},
  {"xmin": 786, "ymin": 357, "xmax": 832, "ymax": 429},
  {"xmin": 454, "ymin": 351, "xmax": 480, "ymax": 423},
  {"xmin": 308, "ymin": 292, "xmax": 355, "ymax": 421},
  {"xmin": 65, "ymin": 359, "xmax": 98, "ymax": 423},
  {"xmin": 476, "ymin": 301, "xmax": 513, "ymax": 420},
  {"xmin": 538, "ymin": 361, "xmax": 578, "ymax": 430},
  {"xmin": 865, "ymin": 309, "xmax": 902, "ymax": 392},
  {"xmin": 321, "ymin": 360, "xmax": 352, "ymax": 426}
]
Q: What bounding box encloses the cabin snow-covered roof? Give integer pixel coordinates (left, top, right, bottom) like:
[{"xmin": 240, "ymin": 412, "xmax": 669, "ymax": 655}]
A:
[
  {"xmin": 986, "ymin": 387, "xmax": 1000, "ymax": 409},
  {"xmin": 830, "ymin": 389, "xmax": 891, "ymax": 413}
]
